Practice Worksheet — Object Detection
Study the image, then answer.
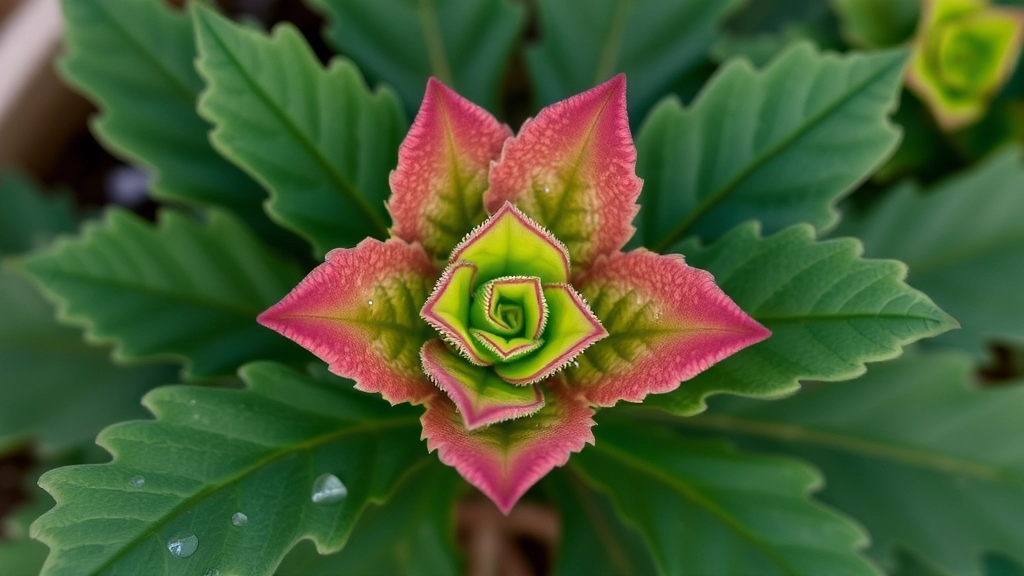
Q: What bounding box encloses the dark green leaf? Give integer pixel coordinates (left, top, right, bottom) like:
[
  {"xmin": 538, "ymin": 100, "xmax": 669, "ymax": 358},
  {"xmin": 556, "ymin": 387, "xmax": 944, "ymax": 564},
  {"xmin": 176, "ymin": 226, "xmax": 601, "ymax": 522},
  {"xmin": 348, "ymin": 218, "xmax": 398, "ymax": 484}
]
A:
[
  {"xmin": 193, "ymin": 6, "xmax": 406, "ymax": 257},
  {"xmin": 22, "ymin": 208, "xmax": 306, "ymax": 378},
  {"xmin": 31, "ymin": 362, "xmax": 428, "ymax": 576},
  {"xmin": 649, "ymin": 222, "xmax": 956, "ymax": 416},
  {"xmin": 671, "ymin": 352, "xmax": 1024, "ymax": 576},
  {"xmin": 635, "ymin": 43, "xmax": 906, "ymax": 251},
  {"xmin": 0, "ymin": 171, "xmax": 76, "ymax": 258},
  {"xmin": 275, "ymin": 460, "xmax": 462, "ymax": 576},
  {"xmin": 844, "ymin": 146, "xmax": 1024, "ymax": 358},
  {"xmin": 58, "ymin": 0, "xmax": 297, "ymax": 248},
  {"xmin": 526, "ymin": 0, "xmax": 741, "ymax": 120},
  {"xmin": 308, "ymin": 0, "xmax": 524, "ymax": 114},
  {"xmin": 545, "ymin": 468, "xmax": 659, "ymax": 576},
  {"xmin": 0, "ymin": 265, "xmax": 177, "ymax": 455},
  {"xmin": 574, "ymin": 419, "xmax": 880, "ymax": 576},
  {"xmin": 830, "ymin": 0, "xmax": 919, "ymax": 48}
]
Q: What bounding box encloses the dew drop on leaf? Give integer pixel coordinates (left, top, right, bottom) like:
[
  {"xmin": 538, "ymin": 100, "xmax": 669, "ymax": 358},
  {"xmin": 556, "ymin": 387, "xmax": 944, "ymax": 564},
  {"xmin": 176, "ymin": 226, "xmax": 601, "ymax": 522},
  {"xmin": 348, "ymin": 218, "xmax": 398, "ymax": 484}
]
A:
[
  {"xmin": 368, "ymin": 299, "xmax": 374, "ymax": 306},
  {"xmin": 204, "ymin": 570, "xmax": 221, "ymax": 576},
  {"xmin": 188, "ymin": 399, "xmax": 196, "ymax": 406},
  {"xmin": 166, "ymin": 533, "xmax": 198, "ymax": 558},
  {"xmin": 311, "ymin": 473, "xmax": 348, "ymax": 504},
  {"xmin": 231, "ymin": 512, "xmax": 248, "ymax": 526},
  {"xmin": 129, "ymin": 476, "xmax": 145, "ymax": 487}
]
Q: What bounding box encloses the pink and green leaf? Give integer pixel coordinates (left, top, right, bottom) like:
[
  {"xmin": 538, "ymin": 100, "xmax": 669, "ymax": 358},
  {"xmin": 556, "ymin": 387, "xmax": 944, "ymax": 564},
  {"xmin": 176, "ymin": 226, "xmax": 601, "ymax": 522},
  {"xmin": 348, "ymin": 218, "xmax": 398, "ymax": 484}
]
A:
[
  {"xmin": 566, "ymin": 249, "xmax": 770, "ymax": 407},
  {"xmin": 470, "ymin": 276, "xmax": 548, "ymax": 339},
  {"xmin": 494, "ymin": 284, "xmax": 607, "ymax": 385},
  {"xmin": 420, "ymin": 338, "xmax": 545, "ymax": 430},
  {"xmin": 388, "ymin": 78, "xmax": 513, "ymax": 257},
  {"xmin": 258, "ymin": 238, "xmax": 439, "ymax": 405},
  {"xmin": 450, "ymin": 202, "xmax": 570, "ymax": 284},
  {"xmin": 420, "ymin": 261, "xmax": 498, "ymax": 365},
  {"xmin": 421, "ymin": 380, "xmax": 595, "ymax": 514},
  {"xmin": 483, "ymin": 74, "xmax": 642, "ymax": 269}
]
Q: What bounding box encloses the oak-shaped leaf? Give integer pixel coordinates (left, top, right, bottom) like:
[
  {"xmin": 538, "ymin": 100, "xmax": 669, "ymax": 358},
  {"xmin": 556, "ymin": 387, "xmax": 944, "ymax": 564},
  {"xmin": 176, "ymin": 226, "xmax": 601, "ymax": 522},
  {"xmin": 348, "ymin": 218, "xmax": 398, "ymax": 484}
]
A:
[
  {"xmin": 677, "ymin": 352, "xmax": 1024, "ymax": 576},
  {"xmin": 193, "ymin": 6, "xmax": 406, "ymax": 257},
  {"xmin": 22, "ymin": 208, "xmax": 307, "ymax": 378},
  {"xmin": 30, "ymin": 363, "xmax": 432, "ymax": 576},
  {"xmin": 650, "ymin": 222, "xmax": 956, "ymax": 416},
  {"xmin": 634, "ymin": 43, "xmax": 906, "ymax": 250}
]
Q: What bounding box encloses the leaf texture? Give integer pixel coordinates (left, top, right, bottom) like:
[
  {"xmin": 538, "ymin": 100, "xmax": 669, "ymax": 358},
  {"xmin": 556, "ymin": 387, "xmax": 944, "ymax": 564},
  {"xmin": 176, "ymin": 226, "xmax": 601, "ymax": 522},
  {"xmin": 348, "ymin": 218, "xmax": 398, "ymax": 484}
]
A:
[
  {"xmin": 307, "ymin": 0, "xmax": 525, "ymax": 113},
  {"xmin": 0, "ymin": 266, "xmax": 177, "ymax": 455},
  {"xmin": 30, "ymin": 362, "xmax": 430, "ymax": 576},
  {"xmin": 675, "ymin": 352, "xmax": 1024, "ymax": 576},
  {"xmin": 634, "ymin": 43, "xmax": 906, "ymax": 251},
  {"xmin": 573, "ymin": 419, "xmax": 880, "ymax": 576},
  {"xmin": 193, "ymin": 6, "xmax": 406, "ymax": 257},
  {"xmin": 22, "ymin": 208, "xmax": 306, "ymax": 378},
  {"xmin": 844, "ymin": 146, "xmax": 1024, "ymax": 358},
  {"xmin": 58, "ymin": 0, "xmax": 293, "ymax": 247},
  {"xmin": 274, "ymin": 460, "xmax": 462, "ymax": 576},
  {"xmin": 526, "ymin": 0, "xmax": 742, "ymax": 120},
  {"xmin": 650, "ymin": 223, "xmax": 956, "ymax": 416}
]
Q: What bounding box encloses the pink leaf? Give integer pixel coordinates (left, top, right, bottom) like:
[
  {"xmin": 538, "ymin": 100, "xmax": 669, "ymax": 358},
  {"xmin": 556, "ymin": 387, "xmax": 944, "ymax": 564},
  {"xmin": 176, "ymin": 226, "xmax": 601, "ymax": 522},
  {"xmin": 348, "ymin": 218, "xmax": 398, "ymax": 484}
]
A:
[
  {"xmin": 421, "ymin": 338, "xmax": 545, "ymax": 430},
  {"xmin": 388, "ymin": 78, "xmax": 513, "ymax": 258},
  {"xmin": 258, "ymin": 238, "xmax": 440, "ymax": 405},
  {"xmin": 484, "ymin": 74, "xmax": 642, "ymax": 270},
  {"xmin": 421, "ymin": 380, "xmax": 595, "ymax": 514},
  {"xmin": 567, "ymin": 249, "xmax": 771, "ymax": 407}
]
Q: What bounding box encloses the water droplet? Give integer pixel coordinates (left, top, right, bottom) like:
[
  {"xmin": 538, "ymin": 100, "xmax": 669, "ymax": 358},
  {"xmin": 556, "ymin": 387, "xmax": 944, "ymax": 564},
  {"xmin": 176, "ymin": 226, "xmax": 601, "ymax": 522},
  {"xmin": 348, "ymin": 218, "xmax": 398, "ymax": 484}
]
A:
[
  {"xmin": 167, "ymin": 533, "xmax": 198, "ymax": 558},
  {"xmin": 231, "ymin": 512, "xmax": 248, "ymax": 526},
  {"xmin": 129, "ymin": 476, "xmax": 145, "ymax": 487},
  {"xmin": 368, "ymin": 300, "xmax": 374, "ymax": 306},
  {"xmin": 543, "ymin": 185, "xmax": 550, "ymax": 193},
  {"xmin": 311, "ymin": 473, "xmax": 348, "ymax": 504},
  {"xmin": 204, "ymin": 569, "xmax": 221, "ymax": 576},
  {"xmin": 188, "ymin": 399, "xmax": 196, "ymax": 406}
]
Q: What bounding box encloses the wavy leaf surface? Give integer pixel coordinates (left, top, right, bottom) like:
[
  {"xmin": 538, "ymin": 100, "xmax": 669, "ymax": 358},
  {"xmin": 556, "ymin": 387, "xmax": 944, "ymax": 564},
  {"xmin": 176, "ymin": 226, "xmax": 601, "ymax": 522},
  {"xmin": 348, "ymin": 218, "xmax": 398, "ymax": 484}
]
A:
[
  {"xmin": 844, "ymin": 146, "xmax": 1024, "ymax": 358},
  {"xmin": 526, "ymin": 0, "xmax": 741, "ymax": 120},
  {"xmin": 307, "ymin": 0, "xmax": 524, "ymax": 113},
  {"xmin": 31, "ymin": 363, "xmax": 429, "ymax": 576},
  {"xmin": 22, "ymin": 208, "xmax": 306, "ymax": 378},
  {"xmin": 672, "ymin": 352, "xmax": 1024, "ymax": 576},
  {"xmin": 194, "ymin": 6, "xmax": 406, "ymax": 257},
  {"xmin": 650, "ymin": 223, "xmax": 956, "ymax": 416},
  {"xmin": 58, "ymin": 0, "xmax": 294, "ymax": 247},
  {"xmin": 574, "ymin": 419, "xmax": 880, "ymax": 576},
  {"xmin": 274, "ymin": 460, "xmax": 462, "ymax": 576},
  {"xmin": 634, "ymin": 43, "xmax": 906, "ymax": 250}
]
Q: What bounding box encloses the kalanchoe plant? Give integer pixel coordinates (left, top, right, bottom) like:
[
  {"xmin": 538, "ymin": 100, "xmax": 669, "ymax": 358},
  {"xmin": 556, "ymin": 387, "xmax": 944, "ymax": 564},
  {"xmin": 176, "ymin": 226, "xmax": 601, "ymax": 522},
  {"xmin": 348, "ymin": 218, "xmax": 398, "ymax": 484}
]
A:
[
  {"xmin": 906, "ymin": 0, "xmax": 1024, "ymax": 129},
  {"xmin": 258, "ymin": 77, "xmax": 770, "ymax": 512},
  {"xmin": 9, "ymin": 0, "xmax": 1024, "ymax": 575}
]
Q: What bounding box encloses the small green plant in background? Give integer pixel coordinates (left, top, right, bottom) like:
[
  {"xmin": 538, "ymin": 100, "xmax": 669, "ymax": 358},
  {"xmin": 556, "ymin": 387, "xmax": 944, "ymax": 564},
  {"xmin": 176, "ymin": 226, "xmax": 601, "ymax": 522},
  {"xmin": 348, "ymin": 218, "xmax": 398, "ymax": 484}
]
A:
[{"xmin": 1, "ymin": 0, "xmax": 1024, "ymax": 575}]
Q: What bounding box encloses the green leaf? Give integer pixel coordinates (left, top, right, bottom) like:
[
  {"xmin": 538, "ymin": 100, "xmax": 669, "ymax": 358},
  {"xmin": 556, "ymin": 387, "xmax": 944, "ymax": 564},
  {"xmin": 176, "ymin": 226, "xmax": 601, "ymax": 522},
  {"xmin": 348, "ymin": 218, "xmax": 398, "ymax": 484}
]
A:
[
  {"xmin": 58, "ymin": 0, "xmax": 297, "ymax": 248},
  {"xmin": 275, "ymin": 460, "xmax": 462, "ymax": 576},
  {"xmin": 670, "ymin": 352, "xmax": 1024, "ymax": 576},
  {"xmin": 844, "ymin": 146, "xmax": 1024, "ymax": 358},
  {"xmin": 0, "ymin": 265, "xmax": 177, "ymax": 455},
  {"xmin": 649, "ymin": 222, "xmax": 956, "ymax": 416},
  {"xmin": 635, "ymin": 43, "xmax": 906, "ymax": 251},
  {"xmin": 307, "ymin": 0, "xmax": 524, "ymax": 114},
  {"xmin": 0, "ymin": 171, "xmax": 76, "ymax": 258},
  {"xmin": 22, "ymin": 208, "xmax": 306, "ymax": 378},
  {"xmin": 526, "ymin": 0, "xmax": 741, "ymax": 120},
  {"xmin": 573, "ymin": 419, "xmax": 880, "ymax": 576},
  {"xmin": 830, "ymin": 0, "xmax": 919, "ymax": 48},
  {"xmin": 545, "ymin": 468, "xmax": 660, "ymax": 576},
  {"xmin": 193, "ymin": 5, "xmax": 407, "ymax": 257},
  {"xmin": 31, "ymin": 362, "xmax": 429, "ymax": 576}
]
